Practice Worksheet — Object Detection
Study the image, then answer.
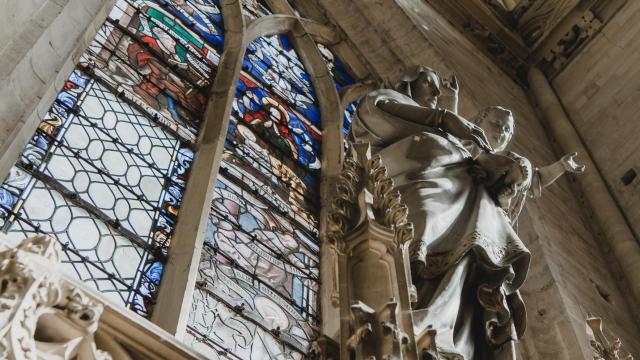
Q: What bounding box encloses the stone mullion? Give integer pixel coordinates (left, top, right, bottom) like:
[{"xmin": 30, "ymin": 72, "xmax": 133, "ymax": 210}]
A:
[{"xmin": 149, "ymin": 0, "xmax": 246, "ymax": 337}]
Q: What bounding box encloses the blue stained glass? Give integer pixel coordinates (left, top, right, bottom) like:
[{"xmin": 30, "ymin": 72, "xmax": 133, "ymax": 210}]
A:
[
  {"xmin": 0, "ymin": 69, "xmax": 196, "ymax": 317},
  {"xmin": 316, "ymin": 43, "xmax": 359, "ymax": 135},
  {"xmin": 343, "ymin": 100, "xmax": 359, "ymax": 136},
  {"xmin": 233, "ymin": 73, "xmax": 321, "ymax": 171},
  {"xmin": 316, "ymin": 43, "xmax": 355, "ymax": 90},
  {"xmin": 243, "ymin": 35, "xmax": 321, "ymax": 125}
]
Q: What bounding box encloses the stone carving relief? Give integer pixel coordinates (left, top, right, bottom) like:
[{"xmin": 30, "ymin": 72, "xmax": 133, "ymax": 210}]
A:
[
  {"xmin": 540, "ymin": 10, "xmax": 602, "ymax": 76},
  {"xmin": 587, "ymin": 316, "xmax": 634, "ymax": 360},
  {"xmin": 515, "ymin": 0, "xmax": 580, "ymax": 47},
  {"xmin": 463, "ymin": 19, "xmax": 529, "ymax": 86},
  {"xmin": 0, "ymin": 235, "xmax": 198, "ymax": 360}
]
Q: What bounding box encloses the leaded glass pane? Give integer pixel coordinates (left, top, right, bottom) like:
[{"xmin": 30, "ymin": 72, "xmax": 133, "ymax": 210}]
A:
[
  {"xmin": 343, "ymin": 100, "xmax": 359, "ymax": 136},
  {"xmin": 316, "ymin": 43, "xmax": 360, "ymax": 136},
  {"xmin": 0, "ymin": 71, "xmax": 195, "ymax": 316},
  {"xmin": 6, "ymin": 180, "xmax": 150, "ymax": 307},
  {"xmin": 224, "ymin": 114, "xmax": 319, "ymax": 198},
  {"xmin": 108, "ymin": 0, "xmax": 218, "ymax": 87},
  {"xmin": 190, "ymin": 30, "xmax": 321, "ymax": 356},
  {"xmin": 142, "ymin": 0, "xmax": 225, "ymax": 51},
  {"xmin": 81, "ymin": 20, "xmax": 205, "ymax": 142}
]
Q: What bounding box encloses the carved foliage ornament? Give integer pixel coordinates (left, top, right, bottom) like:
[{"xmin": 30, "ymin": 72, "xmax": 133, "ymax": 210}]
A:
[
  {"xmin": 327, "ymin": 142, "xmax": 414, "ymax": 250},
  {"xmin": 0, "ymin": 235, "xmax": 110, "ymax": 360}
]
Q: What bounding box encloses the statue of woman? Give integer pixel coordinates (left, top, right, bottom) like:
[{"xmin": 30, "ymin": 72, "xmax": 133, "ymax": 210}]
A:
[{"xmin": 351, "ymin": 66, "xmax": 583, "ymax": 359}]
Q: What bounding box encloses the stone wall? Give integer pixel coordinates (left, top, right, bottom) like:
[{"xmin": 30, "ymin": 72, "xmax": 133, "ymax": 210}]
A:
[
  {"xmin": 554, "ymin": 1, "xmax": 640, "ymax": 252},
  {"xmin": 0, "ymin": 0, "xmax": 115, "ymax": 179}
]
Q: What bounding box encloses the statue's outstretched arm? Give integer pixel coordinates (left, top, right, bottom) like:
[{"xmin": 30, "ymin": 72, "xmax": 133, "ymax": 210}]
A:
[
  {"xmin": 378, "ymin": 100, "xmax": 493, "ymax": 151},
  {"xmin": 530, "ymin": 152, "xmax": 585, "ymax": 197},
  {"xmin": 378, "ymin": 100, "xmax": 442, "ymax": 125}
]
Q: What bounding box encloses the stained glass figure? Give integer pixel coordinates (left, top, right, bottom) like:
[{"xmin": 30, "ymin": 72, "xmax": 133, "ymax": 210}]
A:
[
  {"xmin": 187, "ymin": 256, "xmax": 310, "ymax": 358},
  {"xmin": 81, "ymin": 21, "xmax": 206, "ymax": 142},
  {"xmin": 108, "ymin": 1, "xmax": 218, "ymax": 87},
  {"xmin": 135, "ymin": 0, "xmax": 225, "ymax": 51},
  {"xmin": 224, "ymin": 115, "xmax": 319, "ymax": 197},
  {"xmin": 233, "ymin": 73, "xmax": 321, "ymax": 171},
  {"xmin": 244, "ymin": 35, "xmax": 321, "ymax": 125}
]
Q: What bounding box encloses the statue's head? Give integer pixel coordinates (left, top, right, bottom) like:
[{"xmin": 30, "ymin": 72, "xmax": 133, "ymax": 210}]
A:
[
  {"xmin": 394, "ymin": 65, "xmax": 441, "ymax": 109},
  {"xmin": 471, "ymin": 106, "xmax": 515, "ymax": 152}
]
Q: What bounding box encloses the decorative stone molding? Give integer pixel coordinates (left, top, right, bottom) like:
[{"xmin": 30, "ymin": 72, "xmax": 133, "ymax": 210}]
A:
[
  {"xmin": 327, "ymin": 142, "xmax": 418, "ymax": 359},
  {"xmin": 539, "ymin": 10, "xmax": 602, "ymax": 77},
  {"xmin": 587, "ymin": 316, "xmax": 634, "ymax": 360},
  {"xmin": 309, "ymin": 335, "xmax": 340, "ymax": 360},
  {"xmin": 463, "ymin": 19, "xmax": 529, "ymax": 86},
  {"xmin": 0, "ymin": 234, "xmax": 204, "ymax": 360}
]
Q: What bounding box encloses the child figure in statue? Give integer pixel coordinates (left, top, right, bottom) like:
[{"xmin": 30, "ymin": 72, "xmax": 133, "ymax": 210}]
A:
[{"xmin": 351, "ymin": 66, "xmax": 583, "ymax": 359}]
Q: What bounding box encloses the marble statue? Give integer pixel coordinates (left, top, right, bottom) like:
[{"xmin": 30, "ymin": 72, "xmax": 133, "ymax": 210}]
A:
[{"xmin": 351, "ymin": 65, "xmax": 584, "ymax": 359}]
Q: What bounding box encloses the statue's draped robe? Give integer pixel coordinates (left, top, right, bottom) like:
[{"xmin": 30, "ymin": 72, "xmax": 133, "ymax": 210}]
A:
[{"xmin": 352, "ymin": 89, "xmax": 530, "ymax": 359}]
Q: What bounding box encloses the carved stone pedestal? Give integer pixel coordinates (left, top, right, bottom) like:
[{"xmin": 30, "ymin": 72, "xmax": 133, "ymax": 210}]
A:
[{"xmin": 327, "ymin": 143, "xmax": 419, "ymax": 360}]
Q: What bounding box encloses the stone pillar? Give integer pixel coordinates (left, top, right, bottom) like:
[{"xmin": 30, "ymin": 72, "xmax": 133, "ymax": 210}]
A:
[
  {"xmin": 528, "ymin": 66, "xmax": 640, "ymax": 306},
  {"xmin": 327, "ymin": 143, "xmax": 418, "ymax": 360}
]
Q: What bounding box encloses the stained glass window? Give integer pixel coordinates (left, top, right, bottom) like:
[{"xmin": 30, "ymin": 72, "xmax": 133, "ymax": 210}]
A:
[
  {"xmin": 317, "ymin": 43, "xmax": 359, "ymax": 136},
  {"xmin": 0, "ymin": 0, "xmax": 224, "ymax": 317},
  {"xmin": 186, "ymin": 28, "xmax": 322, "ymax": 356}
]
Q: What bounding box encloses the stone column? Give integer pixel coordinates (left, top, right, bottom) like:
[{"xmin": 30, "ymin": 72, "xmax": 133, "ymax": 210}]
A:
[{"xmin": 528, "ymin": 66, "xmax": 640, "ymax": 306}]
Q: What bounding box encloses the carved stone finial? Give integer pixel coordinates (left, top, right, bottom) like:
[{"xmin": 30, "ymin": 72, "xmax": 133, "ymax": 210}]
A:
[
  {"xmin": 587, "ymin": 316, "xmax": 634, "ymax": 360},
  {"xmin": 327, "ymin": 142, "xmax": 414, "ymax": 249}
]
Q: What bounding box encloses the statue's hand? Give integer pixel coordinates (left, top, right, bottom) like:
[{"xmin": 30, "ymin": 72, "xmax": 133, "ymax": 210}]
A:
[
  {"xmin": 560, "ymin": 152, "xmax": 585, "ymax": 173},
  {"xmin": 442, "ymin": 111, "xmax": 493, "ymax": 152},
  {"xmin": 442, "ymin": 74, "xmax": 459, "ymax": 96}
]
